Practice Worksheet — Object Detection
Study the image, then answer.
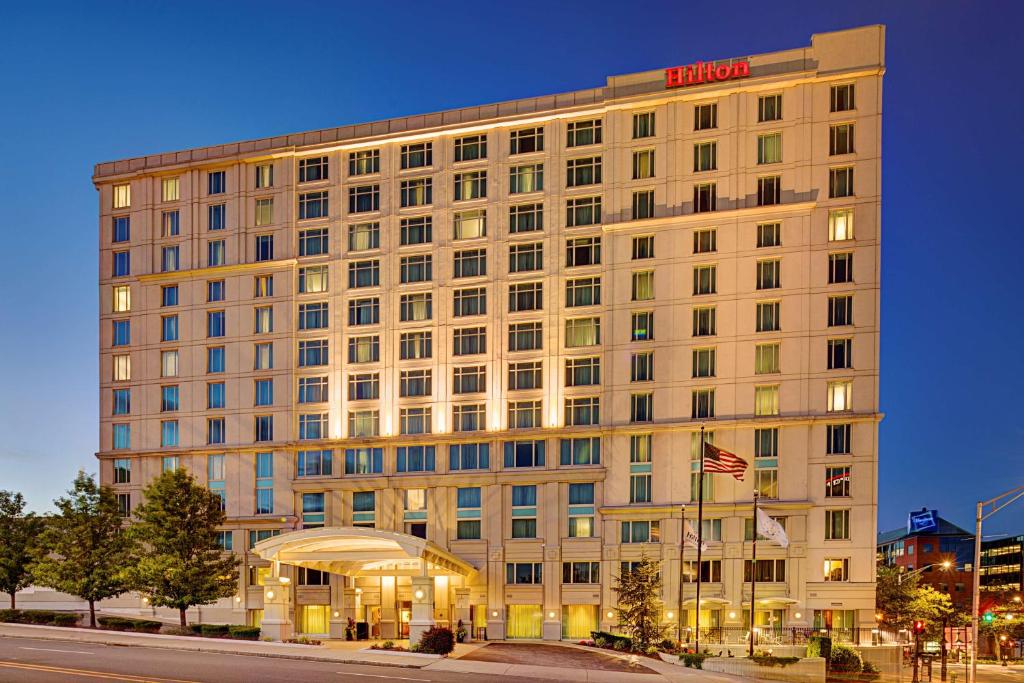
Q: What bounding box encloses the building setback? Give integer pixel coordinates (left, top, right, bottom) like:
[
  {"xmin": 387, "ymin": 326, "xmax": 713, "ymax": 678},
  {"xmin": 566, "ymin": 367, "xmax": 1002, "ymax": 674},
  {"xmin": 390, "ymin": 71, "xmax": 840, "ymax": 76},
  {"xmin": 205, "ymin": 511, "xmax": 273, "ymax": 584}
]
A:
[{"xmin": 94, "ymin": 25, "xmax": 885, "ymax": 641}]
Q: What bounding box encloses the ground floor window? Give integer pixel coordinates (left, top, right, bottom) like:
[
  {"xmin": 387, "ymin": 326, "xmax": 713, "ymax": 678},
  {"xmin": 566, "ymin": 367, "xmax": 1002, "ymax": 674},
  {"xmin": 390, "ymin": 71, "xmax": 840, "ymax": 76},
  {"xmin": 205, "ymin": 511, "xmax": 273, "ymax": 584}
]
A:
[
  {"xmin": 247, "ymin": 609, "xmax": 263, "ymax": 628},
  {"xmin": 561, "ymin": 605, "xmax": 598, "ymax": 640},
  {"xmin": 506, "ymin": 604, "xmax": 542, "ymax": 639},
  {"xmin": 813, "ymin": 609, "xmax": 856, "ymax": 630},
  {"xmin": 299, "ymin": 604, "xmax": 330, "ymax": 635},
  {"xmin": 682, "ymin": 608, "xmax": 721, "ymax": 628}
]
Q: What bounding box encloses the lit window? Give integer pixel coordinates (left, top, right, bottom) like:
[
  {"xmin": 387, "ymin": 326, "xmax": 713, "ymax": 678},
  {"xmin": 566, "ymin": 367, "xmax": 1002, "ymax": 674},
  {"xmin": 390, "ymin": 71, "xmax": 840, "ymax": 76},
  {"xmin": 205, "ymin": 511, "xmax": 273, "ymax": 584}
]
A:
[{"xmin": 112, "ymin": 285, "xmax": 130, "ymax": 313}]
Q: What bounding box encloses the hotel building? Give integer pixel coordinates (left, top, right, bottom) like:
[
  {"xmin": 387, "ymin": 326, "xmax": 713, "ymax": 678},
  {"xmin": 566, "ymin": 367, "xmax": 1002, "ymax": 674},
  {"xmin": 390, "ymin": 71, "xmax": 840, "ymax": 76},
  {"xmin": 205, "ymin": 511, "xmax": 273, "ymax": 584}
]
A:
[{"xmin": 94, "ymin": 25, "xmax": 884, "ymax": 642}]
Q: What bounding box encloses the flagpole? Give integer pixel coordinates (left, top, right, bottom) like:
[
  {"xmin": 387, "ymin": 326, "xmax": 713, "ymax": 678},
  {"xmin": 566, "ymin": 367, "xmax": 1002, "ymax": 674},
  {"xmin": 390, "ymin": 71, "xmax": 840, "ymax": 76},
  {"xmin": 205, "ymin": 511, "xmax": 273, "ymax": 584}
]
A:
[
  {"xmin": 749, "ymin": 491, "xmax": 759, "ymax": 657},
  {"xmin": 694, "ymin": 424, "xmax": 706, "ymax": 655},
  {"xmin": 677, "ymin": 504, "xmax": 685, "ymax": 646}
]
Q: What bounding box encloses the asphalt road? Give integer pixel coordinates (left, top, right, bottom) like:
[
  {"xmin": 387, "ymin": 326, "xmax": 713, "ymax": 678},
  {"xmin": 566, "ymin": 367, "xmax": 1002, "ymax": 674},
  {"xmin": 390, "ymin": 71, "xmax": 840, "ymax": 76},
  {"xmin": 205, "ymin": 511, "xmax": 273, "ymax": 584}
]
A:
[
  {"xmin": 0, "ymin": 636, "xmax": 559, "ymax": 683},
  {"xmin": 975, "ymin": 664, "xmax": 1024, "ymax": 683}
]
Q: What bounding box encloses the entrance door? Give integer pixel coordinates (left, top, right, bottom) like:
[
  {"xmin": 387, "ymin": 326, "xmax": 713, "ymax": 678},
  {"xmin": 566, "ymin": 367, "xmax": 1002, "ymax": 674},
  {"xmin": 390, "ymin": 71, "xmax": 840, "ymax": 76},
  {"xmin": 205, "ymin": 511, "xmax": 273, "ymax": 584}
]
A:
[{"xmin": 399, "ymin": 600, "xmax": 411, "ymax": 639}]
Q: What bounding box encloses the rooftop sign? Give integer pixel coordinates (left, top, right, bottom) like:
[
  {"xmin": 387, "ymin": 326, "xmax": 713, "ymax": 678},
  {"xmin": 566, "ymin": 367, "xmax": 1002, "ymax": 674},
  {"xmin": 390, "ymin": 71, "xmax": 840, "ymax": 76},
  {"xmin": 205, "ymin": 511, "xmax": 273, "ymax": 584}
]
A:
[{"xmin": 665, "ymin": 60, "xmax": 750, "ymax": 89}]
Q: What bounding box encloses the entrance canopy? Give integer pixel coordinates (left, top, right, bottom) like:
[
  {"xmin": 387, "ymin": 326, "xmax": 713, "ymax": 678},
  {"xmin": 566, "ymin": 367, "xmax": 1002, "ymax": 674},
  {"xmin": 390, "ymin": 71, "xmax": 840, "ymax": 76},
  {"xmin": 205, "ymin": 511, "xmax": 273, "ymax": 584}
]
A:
[{"xmin": 253, "ymin": 526, "xmax": 477, "ymax": 578}]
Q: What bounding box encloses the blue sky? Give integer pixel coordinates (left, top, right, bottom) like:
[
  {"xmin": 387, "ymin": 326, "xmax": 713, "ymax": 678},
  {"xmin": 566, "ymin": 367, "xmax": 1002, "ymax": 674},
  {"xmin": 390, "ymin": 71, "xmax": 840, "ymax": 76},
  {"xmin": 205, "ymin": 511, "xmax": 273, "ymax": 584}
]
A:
[{"xmin": 1, "ymin": 0, "xmax": 1021, "ymax": 535}]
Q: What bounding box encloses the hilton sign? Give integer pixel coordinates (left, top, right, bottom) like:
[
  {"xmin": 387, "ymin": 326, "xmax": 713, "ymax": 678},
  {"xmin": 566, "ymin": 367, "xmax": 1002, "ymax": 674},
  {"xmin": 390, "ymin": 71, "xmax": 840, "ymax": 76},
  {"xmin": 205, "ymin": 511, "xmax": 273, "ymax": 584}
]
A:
[{"xmin": 665, "ymin": 60, "xmax": 750, "ymax": 88}]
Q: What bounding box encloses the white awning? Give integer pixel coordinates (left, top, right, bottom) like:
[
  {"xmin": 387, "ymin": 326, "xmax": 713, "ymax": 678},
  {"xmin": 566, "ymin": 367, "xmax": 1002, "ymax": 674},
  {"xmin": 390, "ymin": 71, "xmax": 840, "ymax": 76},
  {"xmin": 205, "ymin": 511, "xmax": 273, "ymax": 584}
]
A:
[
  {"xmin": 253, "ymin": 527, "xmax": 477, "ymax": 578},
  {"xmin": 681, "ymin": 597, "xmax": 731, "ymax": 606}
]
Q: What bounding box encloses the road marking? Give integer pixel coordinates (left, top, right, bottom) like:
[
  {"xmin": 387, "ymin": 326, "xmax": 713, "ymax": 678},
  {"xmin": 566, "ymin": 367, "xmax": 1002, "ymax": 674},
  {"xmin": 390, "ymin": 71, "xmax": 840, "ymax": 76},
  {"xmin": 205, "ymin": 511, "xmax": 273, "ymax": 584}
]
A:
[
  {"xmin": 336, "ymin": 674, "xmax": 427, "ymax": 681},
  {"xmin": 0, "ymin": 659, "xmax": 200, "ymax": 683},
  {"xmin": 20, "ymin": 646, "xmax": 97, "ymax": 655}
]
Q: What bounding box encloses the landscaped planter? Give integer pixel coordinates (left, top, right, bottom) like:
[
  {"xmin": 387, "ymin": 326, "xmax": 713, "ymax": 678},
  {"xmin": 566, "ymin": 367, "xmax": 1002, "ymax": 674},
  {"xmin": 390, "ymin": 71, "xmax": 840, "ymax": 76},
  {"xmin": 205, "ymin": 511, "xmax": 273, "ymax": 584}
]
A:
[{"xmin": 671, "ymin": 655, "xmax": 827, "ymax": 683}]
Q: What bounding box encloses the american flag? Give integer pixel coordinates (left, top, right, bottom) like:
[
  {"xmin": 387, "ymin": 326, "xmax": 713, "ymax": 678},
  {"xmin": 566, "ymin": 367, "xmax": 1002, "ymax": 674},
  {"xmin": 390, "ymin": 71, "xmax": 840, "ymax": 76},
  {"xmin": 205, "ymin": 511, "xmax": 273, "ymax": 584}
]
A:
[{"xmin": 702, "ymin": 442, "xmax": 749, "ymax": 481}]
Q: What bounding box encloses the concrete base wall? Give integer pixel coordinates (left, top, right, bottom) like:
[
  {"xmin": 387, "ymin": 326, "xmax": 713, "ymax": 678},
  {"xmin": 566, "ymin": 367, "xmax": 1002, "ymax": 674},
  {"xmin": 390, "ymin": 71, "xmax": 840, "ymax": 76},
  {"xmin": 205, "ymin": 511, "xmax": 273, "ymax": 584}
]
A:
[
  {"xmin": 702, "ymin": 656, "xmax": 826, "ymax": 683},
  {"xmin": 856, "ymin": 645, "xmax": 903, "ymax": 678}
]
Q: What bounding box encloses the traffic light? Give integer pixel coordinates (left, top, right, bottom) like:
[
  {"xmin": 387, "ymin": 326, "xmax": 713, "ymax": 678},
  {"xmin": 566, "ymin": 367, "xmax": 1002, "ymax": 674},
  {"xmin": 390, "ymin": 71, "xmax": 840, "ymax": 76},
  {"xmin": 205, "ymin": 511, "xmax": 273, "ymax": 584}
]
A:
[
  {"xmin": 913, "ymin": 620, "xmax": 926, "ymax": 634},
  {"xmin": 984, "ymin": 612, "xmax": 995, "ymax": 623}
]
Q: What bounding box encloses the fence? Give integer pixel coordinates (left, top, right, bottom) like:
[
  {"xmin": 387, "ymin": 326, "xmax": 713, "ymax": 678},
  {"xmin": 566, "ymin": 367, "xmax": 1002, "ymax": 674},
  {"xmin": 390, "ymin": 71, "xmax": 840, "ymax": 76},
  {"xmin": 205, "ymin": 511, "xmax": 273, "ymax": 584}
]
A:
[{"xmin": 680, "ymin": 626, "xmax": 908, "ymax": 648}]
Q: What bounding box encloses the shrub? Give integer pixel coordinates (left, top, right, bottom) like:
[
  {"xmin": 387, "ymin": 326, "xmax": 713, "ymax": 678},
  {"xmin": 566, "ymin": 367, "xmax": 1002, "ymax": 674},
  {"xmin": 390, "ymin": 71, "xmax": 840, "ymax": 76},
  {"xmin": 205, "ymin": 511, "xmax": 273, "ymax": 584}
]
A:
[
  {"xmin": 417, "ymin": 626, "xmax": 455, "ymax": 655},
  {"xmin": 808, "ymin": 635, "xmax": 832, "ymax": 662},
  {"xmin": 680, "ymin": 653, "xmax": 707, "ymax": 669},
  {"xmin": 0, "ymin": 610, "xmax": 21, "ymax": 623},
  {"xmin": 51, "ymin": 613, "xmax": 80, "ymax": 627},
  {"xmin": 188, "ymin": 623, "xmax": 204, "ymax": 635},
  {"xmin": 860, "ymin": 660, "xmax": 881, "ymax": 680},
  {"xmin": 228, "ymin": 625, "xmax": 260, "ymax": 640},
  {"xmin": 200, "ymin": 623, "xmax": 230, "ymax": 638},
  {"xmin": 590, "ymin": 630, "xmax": 633, "ymax": 651},
  {"xmin": 98, "ymin": 616, "xmax": 134, "ymax": 631},
  {"xmin": 613, "ymin": 639, "xmax": 628, "ymax": 651},
  {"xmin": 23, "ymin": 610, "xmax": 59, "ymax": 625},
  {"xmin": 830, "ymin": 643, "xmax": 863, "ymax": 673},
  {"xmin": 594, "ymin": 636, "xmax": 607, "ymax": 648},
  {"xmin": 163, "ymin": 626, "xmax": 194, "ymax": 636},
  {"xmin": 284, "ymin": 636, "xmax": 322, "ymax": 645},
  {"xmin": 382, "ymin": 640, "xmax": 394, "ymax": 649},
  {"xmin": 131, "ymin": 620, "xmax": 162, "ymax": 634},
  {"xmin": 751, "ymin": 655, "xmax": 800, "ymax": 667},
  {"xmin": 659, "ymin": 638, "xmax": 677, "ymax": 652}
]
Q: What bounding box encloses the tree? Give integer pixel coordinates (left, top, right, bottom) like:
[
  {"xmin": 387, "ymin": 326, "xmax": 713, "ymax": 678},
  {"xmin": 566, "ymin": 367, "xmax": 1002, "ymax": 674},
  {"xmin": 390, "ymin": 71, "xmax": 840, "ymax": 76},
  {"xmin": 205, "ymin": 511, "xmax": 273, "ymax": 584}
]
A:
[
  {"xmin": 612, "ymin": 555, "xmax": 667, "ymax": 651},
  {"xmin": 124, "ymin": 469, "xmax": 238, "ymax": 627},
  {"xmin": 0, "ymin": 490, "xmax": 44, "ymax": 609},
  {"xmin": 30, "ymin": 473, "xmax": 135, "ymax": 627},
  {"xmin": 876, "ymin": 564, "xmax": 919, "ymax": 631}
]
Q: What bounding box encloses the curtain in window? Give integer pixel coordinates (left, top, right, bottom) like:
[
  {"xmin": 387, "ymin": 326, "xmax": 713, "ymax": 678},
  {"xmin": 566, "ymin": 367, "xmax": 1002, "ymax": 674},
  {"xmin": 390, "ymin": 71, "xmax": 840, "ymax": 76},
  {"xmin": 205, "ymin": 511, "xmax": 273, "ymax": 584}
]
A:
[
  {"xmin": 506, "ymin": 605, "xmax": 542, "ymax": 639},
  {"xmin": 299, "ymin": 605, "xmax": 329, "ymax": 635},
  {"xmin": 561, "ymin": 605, "xmax": 598, "ymax": 640}
]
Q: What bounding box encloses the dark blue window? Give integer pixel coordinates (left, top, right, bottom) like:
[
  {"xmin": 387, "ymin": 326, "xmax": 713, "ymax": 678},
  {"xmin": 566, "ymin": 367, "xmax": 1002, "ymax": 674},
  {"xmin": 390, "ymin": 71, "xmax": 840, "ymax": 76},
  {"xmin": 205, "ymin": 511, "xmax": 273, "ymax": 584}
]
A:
[
  {"xmin": 113, "ymin": 251, "xmax": 130, "ymax": 277},
  {"xmin": 113, "ymin": 217, "xmax": 130, "ymax": 243},
  {"xmin": 112, "ymin": 320, "xmax": 130, "ymax": 346}
]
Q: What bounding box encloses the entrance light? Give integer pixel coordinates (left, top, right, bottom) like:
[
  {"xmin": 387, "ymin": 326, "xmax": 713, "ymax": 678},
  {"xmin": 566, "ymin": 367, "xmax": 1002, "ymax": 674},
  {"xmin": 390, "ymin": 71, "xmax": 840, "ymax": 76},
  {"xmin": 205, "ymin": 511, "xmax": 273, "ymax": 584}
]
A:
[{"xmin": 414, "ymin": 589, "xmax": 425, "ymax": 600}]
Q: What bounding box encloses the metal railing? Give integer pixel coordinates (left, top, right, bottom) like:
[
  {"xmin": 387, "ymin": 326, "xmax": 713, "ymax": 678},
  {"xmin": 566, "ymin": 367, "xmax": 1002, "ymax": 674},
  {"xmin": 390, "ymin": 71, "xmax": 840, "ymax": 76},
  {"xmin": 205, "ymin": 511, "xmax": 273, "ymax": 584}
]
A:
[{"xmin": 680, "ymin": 626, "xmax": 905, "ymax": 648}]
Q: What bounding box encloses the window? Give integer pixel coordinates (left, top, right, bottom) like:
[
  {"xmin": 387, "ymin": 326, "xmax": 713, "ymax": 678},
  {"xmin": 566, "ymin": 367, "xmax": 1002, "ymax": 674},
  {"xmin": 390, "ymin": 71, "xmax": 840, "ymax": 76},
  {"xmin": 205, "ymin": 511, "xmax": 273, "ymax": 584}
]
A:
[
  {"xmin": 630, "ymin": 393, "xmax": 653, "ymax": 424},
  {"xmin": 566, "ymin": 156, "xmax": 601, "ymax": 187},
  {"xmin": 622, "ymin": 520, "xmax": 660, "ymax": 544},
  {"xmin": 113, "ymin": 285, "xmax": 131, "ymax": 312},
  {"xmin": 347, "ymin": 297, "xmax": 379, "ymax": 325},
  {"xmin": 256, "ymin": 343, "xmax": 274, "ymax": 370},
  {"xmin": 399, "ymin": 292, "xmax": 431, "ymax": 322},
  {"xmin": 112, "ymin": 354, "xmax": 130, "ymax": 381},
  {"xmin": 453, "ymin": 366, "xmax": 485, "ymax": 394},
  {"xmin": 297, "ymin": 450, "xmax": 332, "ymax": 477},
  {"xmin": 508, "ymin": 400, "xmax": 542, "ymax": 429},
  {"xmin": 632, "ymin": 235, "xmax": 654, "ymax": 260},
  {"xmin": 112, "ymin": 424, "xmax": 130, "ymax": 450},
  {"xmin": 825, "ymin": 509, "xmax": 851, "ymax": 540},
  {"xmin": 253, "ymin": 453, "xmax": 273, "ymax": 514},
  {"xmin": 755, "ymin": 301, "xmax": 780, "ymax": 333},
  {"xmin": 255, "ymin": 163, "xmax": 273, "ymax": 189},
  {"xmin": 400, "ymin": 177, "xmax": 432, "ymax": 207},
  {"xmin": 693, "ymin": 183, "xmax": 716, "ymax": 212},
  {"xmin": 453, "ymin": 209, "xmax": 486, "ymax": 239},
  {"xmin": 565, "ymin": 317, "xmax": 600, "ymax": 347},
  {"xmin": 299, "ymin": 339, "xmax": 329, "ymax": 367},
  {"xmin": 692, "ymin": 388, "xmax": 715, "ymax": 419},
  {"xmin": 161, "ymin": 210, "xmax": 180, "ymax": 237},
  {"xmin": 456, "ymin": 487, "xmax": 482, "ymax": 539},
  {"xmin": 508, "ymin": 361, "xmax": 542, "ymax": 390},
  {"xmin": 298, "ymin": 265, "xmax": 328, "ymax": 294},
  {"xmin": 826, "ymin": 466, "xmax": 851, "ymax": 498},
  {"xmin": 563, "ymin": 562, "xmax": 601, "ymax": 584},
  {"xmin": 827, "ymin": 423, "xmax": 852, "ymax": 455},
  {"xmin": 693, "ymin": 141, "xmax": 717, "ymax": 172},
  {"xmin": 693, "ymin": 228, "xmax": 716, "ymax": 254},
  {"xmin": 758, "ymin": 176, "xmax": 781, "ymax": 206},
  {"xmin": 692, "ymin": 306, "xmax": 715, "ymax": 337},
  {"xmin": 507, "ymin": 563, "xmax": 543, "ymax": 584},
  {"xmin": 830, "ymin": 123, "xmax": 855, "ymax": 155},
  {"xmin": 453, "ymin": 171, "xmax": 486, "ymax": 201},
  {"xmin": 453, "ymin": 248, "xmax": 486, "ymax": 278},
  {"xmin": 399, "ymin": 369, "xmax": 432, "ymax": 397},
  {"xmin": 830, "ymin": 83, "xmax": 855, "ymax": 112},
  {"xmin": 567, "ymin": 119, "xmax": 601, "ymax": 147},
  {"xmin": 567, "ymin": 277, "xmax": 601, "ymax": 307},
  {"xmin": 754, "ymin": 385, "xmax": 779, "ymax": 416},
  {"xmin": 701, "ymin": 518, "xmax": 723, "ymax": 542},
  {"xmin": 301, "ymin": 493, "xmax": 325, "ymax": 528},
  {"xmin": 399, "ymin": 331, "xmax": 432, "ymax": 359},
  {"xmin": 299, "ymin": 191, "xmax": 328, "ymax": 219},
  {"xmin": 509, "ymin": 322, "xmax": 542, "ymax": 351},
  {"xmin": 758, "ymin": 133, "xmax": 782, "ymax": 164},
  {"xmin": 113, "ymin": 251, "xmax": 130, "ymax": 277},
  {"xmin": 253, "ymin": 378, "xmax": 274, "ymax": 407},
  {"xmin": 561, "ymin": 437, "xmax": 600, "ymax": 466},
  {"xmin": 297, "ymin": 228, "xmax": 328, "ymax": 257},
  {"xmin": 694, "ymin": 103, "xmax": 717, "ymax": 130},
  {"xmin": 452, "ymin": 404, "xmax": 485, "ymax": 432},
  {"xmin": 827, "ymin": 380, "xmax": 853, "ymax": 412},
  {"xmin": 566, "ymin": 196, "xmax": 601, "ymax": 227},
  {"xmin": 396, "ymin": 444, "xmax": 435, "ymax": 473},
  {"xmin": 399, "ymin": 216, "xmax": 432, "ymax": 246},
  {"xmin": 510, "ymin": 127, "xmax": 543, "ymax": 154},
  {"xmin": 160, "ymin": 385, "xmax": 179, "ymax": 412},
  {"xmin": 117, "ymin": 494, "xmax": 130, "ymax": 518},
  {"xmin": 503, "ymin": 440, "xmax": 544, "ymax": 468},
  {"xmin": 348, "ymin": 372, "xmax": 380, "ymax": 401},
  {"xmin": 509, "ymin": 242, "xmax": 542, "ymax": 274},
  {"xmin": 454, "ymin": 134, "xmax": 487, "ymax": 162},
  {"xmin": 632, "ymin": 149, "xmax": 654, "ymax": 179},
  {"xmin": 345, "ymin": 447, "xmax": 383, "ymax": 474},
  {"xmin": 744, "ymin": 559, "xmax": 787, "ymax": 583},
  {"xmin": 755, "ymin": 342, "xmax": 781, "ymax": 374},
  {"xmin": 255, "ymin": 235, "xmax": 273, "ymax": 262},
  {"xmin": 112, "ymin": 183, "xmax": 130, "ymax": 209},
  {"xmin": 207, "ymin": 171, "xmax": 225, "ymax": 195},
  {"xmin": 348, "ymin": 185, "xmax": 380, "ymax": 213},
  {"xmin": 631, "ymin": 352, "xmax": 654, "ymax": 382},
  {"xmin": 208, "ymin": 204, "xmax": 225, "ymax": 231},
  {"xmin": 255, "ymin": 198, "xmax": 273, "ymax": 226},
  {"xmin": 758, "ymin": 222, "xmax": 781, "ymax": 248},
  {"xmin": 401, "ymin": 142, "xmax": 432, "ymax": 169},
  {"xmin": 348, "ymin": 222, "xmax": 379, "ymax": 251},
  {"xmin": 162, "ymin": 245, "xmax": 180, "ymax": 272},
  {"xmin": 824, "ymin": 558, "xmax": 850, "ymax": 582},
  {"xmin": 692, "ymin": 348, "xmax": 716, "ymax": 378},
  {"xmin": 510, "ymin": 164, "xmax": 543, "ymax": 193},
  {"xmin": 633, "ymin": 111, "xmax": 655, "ymax": 138},
  {"xmin": 348, "ymin": 149, "xmax": 380, "ymax": 176},
  {"xmin": 161, "ymin": 315, "xmax": 179, "ymax": 342},
  {"xmin": 828, "ymin": 295, "xmax": 853, "ymax": 327},
  {"xmin": 113, "ymin": 458, "xmax": 131, "ymax": 484},
  {"xmin": 398, "ymin": 254, "xmax": 432, "ymax": 284},
  {"xmin": 348, "ymin": 259, "xmax": 380, "ymax": 288},
  {"xmin": 509, "ymin": 203, "xmax": 542, "ymax": 233},
  {"xmin": 828, "ymin": 338, "xmax": 852, "ymax": 370},
  {"xmin": 509, "ymin": 282, "xmax": 542, "ymax": 312},
  {"xmin": 693, "ymin": 264, "xmax": 716, "ymax": 295},
  {"xmin": 253, "ymin": 275, "xmax": 273, "ymax": 299},
  {"xmin": 511, "ymin": 485, "xmax": 537, "ymax": 538},
  {"xmin": 565, "ymin": 356, "xmax": 600, "ymax": 387},
  {"xmin": 160, "ymin": 420, "xmax": 179, "ymax": 447},
  {"xmin": 565, "ymin": 396, "xmax": 600, "ymax": 426},
  {"xmin": 298, "ymin": 302, "xmax": 328, "ymax": 330},
  {"xmin": 757, "ymin": 259, "xmax": 781, "ymax": 290},
  {"xmin": 158, "ymin": 350, "xmax": 179, "ymax": 378},
  {"xmin": 829, "ymin": 167, "xmax": 854, "ymax": 198},
  {"xmin": 682, "ymin": 560, "xmax": 721, "ymax": 582},
  {"xmin": 632, "ymin": 190, "xmax": 655, "ymax": 220},
  {"xmin": 631, "ymin": 271, "xmax": 654, "ymax": 301},
  {"xmin": 112, "ymin": 216, "xmax": 130, "ymax": 243},
  {"xmin": 829, "ymin": 208, "xmax": 854, "ymax": 241},
  {"xmin": 112, "ymin": 389, "xmax": 130, "ymax": 415},
  {"xmin": 207, "ymin": 382, "xmax": 225, "ymax": 409},
  {"xmin": 298, "ymin": 156, "xmax": 328, "ymax": 183},
  {"xmin": 298, "ymin": 376, "xmax": 328, "ymax": 404},
  {"xmin": 254, "ymin": 415, "xmax": 274, "ymax": 442},
  {"xmin": 449, "ymin": 443, "xmax": 489, "ymax": 471},
  {"xmin": 829, "ymin": 252, "xmax": 854, "ymax": 284},
  {"xmin": 202, "ymin": 347, "xmax": 218, "ymax": 374},
  {"xmin": 566, "ymin": 236, "xmax": 601, "ymax": 267},
  {"xmin": 758, "ymin": 94, "xmax": 782, "ymax": 122}
]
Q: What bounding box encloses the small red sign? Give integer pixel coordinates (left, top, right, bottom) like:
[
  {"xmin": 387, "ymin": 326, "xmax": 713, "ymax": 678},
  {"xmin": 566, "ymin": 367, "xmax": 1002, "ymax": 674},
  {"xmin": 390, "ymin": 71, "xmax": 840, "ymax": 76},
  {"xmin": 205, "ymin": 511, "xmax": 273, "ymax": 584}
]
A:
[{"xmin": 665, "ymin": 60, "xmax": 750, "ymax": 88}]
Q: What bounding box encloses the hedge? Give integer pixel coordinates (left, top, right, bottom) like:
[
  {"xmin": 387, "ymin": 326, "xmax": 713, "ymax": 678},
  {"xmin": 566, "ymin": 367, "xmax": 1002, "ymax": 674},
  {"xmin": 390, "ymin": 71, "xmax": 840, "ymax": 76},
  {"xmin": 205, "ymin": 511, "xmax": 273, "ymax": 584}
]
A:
[
  {"xmin": 189, "ymin": 623, "xmax": 258, "ymax": 640},
  {"xmin": 0, "ymin": 609, "xmax": 81, "ymax": 626},
  {"xmin": 199, "ymin": 623, "xmax": 231, "ymax": 637},
  {"xmin": 590, "ymin": 630, "xmax": 634, "ymax": 651},
  {"xmin": 97, "ymin": 616, "xmax": 163, "ymax": 633},
  {"xmin": 228, "ymin": 625, "xmax": 261, "ymax": 640}
]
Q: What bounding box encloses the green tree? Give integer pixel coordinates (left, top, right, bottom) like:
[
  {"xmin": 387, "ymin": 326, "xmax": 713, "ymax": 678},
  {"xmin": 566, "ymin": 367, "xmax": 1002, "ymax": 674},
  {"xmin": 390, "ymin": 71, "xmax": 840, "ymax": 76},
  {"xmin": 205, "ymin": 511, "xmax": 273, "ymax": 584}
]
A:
[
  {"xmin": 0, "ymin": 490, "xmax": 44, "ymax": 608},
  {"xmin": 876, "ymin": 565, "xmax": 962, "ymax": 637},
  {"xmin": 978, "ymin": 594, "xmax": 1024, "ymax": 658},
  {"xmin": 125, "ymin": 469, "xmax": 238, "ymax": 627},
  {"xmin": 612, "ymin": 555, "xmax": 667, "ymax": 651},
  {"xmin": 30, "ymin": 473, "xmax": 135, "ymax": 627}
]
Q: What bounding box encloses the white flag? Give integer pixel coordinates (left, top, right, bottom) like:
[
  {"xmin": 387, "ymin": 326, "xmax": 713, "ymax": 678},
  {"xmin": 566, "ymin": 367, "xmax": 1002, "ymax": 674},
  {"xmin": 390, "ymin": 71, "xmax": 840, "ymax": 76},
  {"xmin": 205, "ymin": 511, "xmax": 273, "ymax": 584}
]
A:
[
  {"xmin": 684, "ymin": 520, "xmax": 708, "ymax": 551},
  {"xmin": 756, "ymin": 508, "xmax": 789, "ymax": 548}
]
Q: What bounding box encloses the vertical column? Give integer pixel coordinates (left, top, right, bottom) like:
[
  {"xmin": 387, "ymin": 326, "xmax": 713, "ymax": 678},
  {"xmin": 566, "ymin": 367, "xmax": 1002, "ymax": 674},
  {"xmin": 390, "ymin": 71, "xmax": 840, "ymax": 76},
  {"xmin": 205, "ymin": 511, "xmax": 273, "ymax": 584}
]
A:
[
  {"xmin": 542, "ymin": 481, "xmax": 561, "ymax": 641},
  {"xmin": 329, "ymin": 574, "xmax": 346, "ymax": 639},
  {"xmin": 453, "ymin": 586, "xmax": 471, "ymax": 640},
  {"xmin": 380, "ymin": 576, "xmax": 397, "ymax": 639},
  {"xmin": 409, "ymin": 575, "xmax": 435, "ymax": 644},
  {"xmin": 261, "ymin": 577, "xmax": 293, "ymax": 641}
]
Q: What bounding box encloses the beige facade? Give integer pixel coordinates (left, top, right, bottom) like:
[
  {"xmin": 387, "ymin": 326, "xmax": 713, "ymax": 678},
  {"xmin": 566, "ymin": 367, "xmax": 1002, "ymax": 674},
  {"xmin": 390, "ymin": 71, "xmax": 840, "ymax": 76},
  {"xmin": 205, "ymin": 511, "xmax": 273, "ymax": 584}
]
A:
[{"xmin": 94, "ymin": 25, "xmax": 884, "ymax": 641}]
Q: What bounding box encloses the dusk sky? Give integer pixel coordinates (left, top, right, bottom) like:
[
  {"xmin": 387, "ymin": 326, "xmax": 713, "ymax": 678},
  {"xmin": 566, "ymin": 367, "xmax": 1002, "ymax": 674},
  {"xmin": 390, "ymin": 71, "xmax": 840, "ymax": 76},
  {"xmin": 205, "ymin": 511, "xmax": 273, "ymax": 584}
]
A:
[{"xmin": 1, "ymin": 0, "xmax": 1021, "ymax": 536}]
